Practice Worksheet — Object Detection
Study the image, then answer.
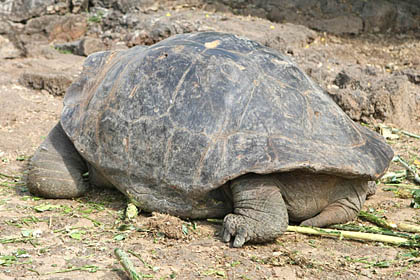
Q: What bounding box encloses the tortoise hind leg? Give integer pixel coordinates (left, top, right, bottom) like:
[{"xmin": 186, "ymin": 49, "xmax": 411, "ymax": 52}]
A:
[
  {"xmin": 27, "ymin": 122, "xmax": 90, "ymax": 198},
  {"xmin": 300, "ymin": 180, "xmax": 368, "ymax": 227},
  {"xmin": 222, "ymin": 174, "xmax": 288, "ymax": 247}
]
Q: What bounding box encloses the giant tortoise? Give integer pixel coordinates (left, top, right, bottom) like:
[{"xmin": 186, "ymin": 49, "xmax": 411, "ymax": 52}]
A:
[{"xmin": 28, "ymin": 32, "xmax": 393, "ymax": 247}]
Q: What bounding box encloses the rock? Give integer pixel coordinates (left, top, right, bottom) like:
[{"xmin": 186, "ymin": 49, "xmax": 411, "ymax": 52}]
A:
[
  {"xmin": 79, "ymin": 37, "xmax": 106, "ymax": 56},
  {"xmin": 123, "ymin": 11, "xmax": 201, "ymax": 46},
  {"xmin": 90, "ymin": 0, "xmax": 152, "ymax": 13},
  {"xmin": 24, "ymin": 15, "xmax": 60, "ymax": 38},
  {"xmin": 3, "ymin": 0, "xmax": 419, "ymax": 35},
  {"xmin": 327, "ymin": 66, "xmax": 420, "ymax": 131},
  {"xmin": 54, "ymin": 37, "xmax": 106, "ymax": 56},
  {"xmin": 399, "ymin": 69, "xmax": 420, "ymax": 85},
  {"xmin": 272, "ymin": 266, "xmax": 297, "ymax": 280},
  {"xmin": 23, "ymin": 14, "xmax": 87, "ymax": 44},
  {"xmin": 394, "ymin": 4, "xmax": 418, "ymax": 32},
  {"xmin": 48, "ymin": 14, "xmax": 87, "ymax": 42},
  {"xmin": 19, "ymin": 71, "xmax": 73, "ymax": 96},
  {"xmin": 194, "ymin": 0, "xmax": 420, "ymax": 34},
  {"xmin": 70, "ymin": 0, "xmax": 89, "ymax": 13},
  {"xmin": 1, "ymin": 0, "xmax": 68, "ymax": 22},
  {"xmin": 39, "ymin": 46, "xmax": 62, "ymax": 59},
  {"xmin": 310, "ymin": 15, "xmax": 363, "ymax": 35},
  {"xmin": 120, "ymin": 10, "xmax": 316, "ymax": 51},
  {"xmin": 0, "ymin": 35, "xmax": 21, "ymax": 59},
  {"xmin": 53, "ymin": 41, "xmax": 80, "ymax": 55},
  {"xmin": 361, "ymin": 0, "xmax": 396, "ymax": 32}
]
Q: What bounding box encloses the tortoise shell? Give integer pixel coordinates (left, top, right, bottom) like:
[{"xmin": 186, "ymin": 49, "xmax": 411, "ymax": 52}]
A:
[{"xmin": 61, "ymin": 32, "xmax": 393, "ymax": 204}]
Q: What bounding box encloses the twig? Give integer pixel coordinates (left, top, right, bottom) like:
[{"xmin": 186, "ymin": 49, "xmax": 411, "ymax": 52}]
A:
[
  {"xmin": 114, "ymin": 248, "xmax": 142, "ymax": 280},
  {"xmin": 330, "ymin": 224, "xmax": 419, "ymax": 240},
  {"xmin": 0, "ymin": 172, "xmax": 20, "ymax": 179},
  {"xmin": 0, "ymin": 237, "xmax": 34, "ymax": 244},
  {"xmin": 381, "ymin": 170, "xmax": 407, "ymax": 182},
  {"xmin": 287, "ymin": 225, "xmax": 416, "ymax": 246},
  {"xmin": 128, "ymin": 250, "xmax": 155, "ymax": 271},
  {"xmin": 27, "ymin": 268, "xmax": 40, "ymax": 275},
  {"xmin": 208, "ymin": 217, "xmax": 420, "ymax": 244},
  {"xmin": 45, "ymin": 265, "xmax": 98, "ymax": 275},
  {"xmin": 207, "ymin": 218, "xmax": 223, "ymax": 224},
  {"xmin": 383, "ymin": 183, "xmax": 419, "ymax": 189},
  {"xmin": 359, "ymin": 210, "xmax": 420, "ymax": 233},
  {"xmin": 379, "ymin": 125, "xmax": 420, "ymax": 139},
  {"xmin": 358, "ymin": 211, "xmax": 393, "ymax": 230},
  {"xmin": 391, "ymin": 127, "xmax": 420, "ymax": 139},
  {"xmin": 394, "ymin": 156, "xmax": 420, "ymax": 185},
  {"xmin": 396, "ymin": 223, "xmax": 420, "ymax": 234}
]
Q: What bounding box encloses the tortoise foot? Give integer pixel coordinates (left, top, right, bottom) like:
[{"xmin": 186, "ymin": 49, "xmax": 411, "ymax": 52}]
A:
[{"xmin": 222, "ymin": 174, "xmax": 288, "ymax": 247}]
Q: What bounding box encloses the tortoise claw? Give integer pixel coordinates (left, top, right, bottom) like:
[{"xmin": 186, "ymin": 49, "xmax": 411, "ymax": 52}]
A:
[{"xmin": 221, "ymin": 214, "xmax": 250, "ymax": 248}]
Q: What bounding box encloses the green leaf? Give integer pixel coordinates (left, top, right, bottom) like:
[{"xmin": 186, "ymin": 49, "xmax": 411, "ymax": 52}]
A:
[
  {"xmin": 181, "ymin": 224, "xmax": 188, "ymax": 235},
  {"xmin": 114, "ymin": 234, "xmax": 126, "ymax": 241},
  {"xmin": 16, "ymin": 249, "xmax": 29, "ymax": 258},
  {"xmin": 21, "ymin": 229, "xmax": 32, "ymax": 237},
  {"xmin": 230, "ymin": 260, "xmax": 241, "ymax": 267},
  {"xmin": 374, "ymin": 261, "xmax": 391, "ymax": 268},
  {"xmin": 0, "ymin": 255, "xmax": 17, "ymax": 266},
  {"xmin": 33, "ymin": 204, "xmax": 59, "ymax": 212},
  {"xmin": 202, "ymin": 269, "xmax": 226, "ymax": 277},
  {"xmin": 69, "ymin": 230, "xmax": 86, "ymax": 240},
  {"xmin": 16, "ymin": 156, "xmax": 26, "ymax": 161},
  {"xmin": 411, "ymin": 189, "xmax": 420, "ymax": 208}
]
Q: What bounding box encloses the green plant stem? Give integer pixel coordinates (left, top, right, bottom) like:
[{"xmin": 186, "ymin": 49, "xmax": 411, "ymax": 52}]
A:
[
  {"xmin": 0, "ymin": 172, "xmax": 20, "ymax": 179},
  {"xmin": 390, "ymin": 127, "xmax": 420, "ymax": 139},
  {"xmin": 358, "ymin": 211, "xmax": 394, "ymax": 230},
  {"xmin": 359, "ymin": 210, "xmax": 420, "ymax": 233},
  {"xmin": 330, "ymin": 224, "xmax": 419, "ymax": 240},
  {"xmin": 287, "ymin": 225, "xmax": 416, "ymax": 246},
  {"xmin": 114, "ymin": 248, "xmax": 142, "ymax": 280},
  {"xmin": 0, "ymin": 237, "xmax": 34, "ymax": 244},
  {"xmin": 394, "ymin": 156, "xmax": 420, "ymax": 184},
  {"xmin": 383, "ymin": 183, "xmax": 419, "ymax": 189}
]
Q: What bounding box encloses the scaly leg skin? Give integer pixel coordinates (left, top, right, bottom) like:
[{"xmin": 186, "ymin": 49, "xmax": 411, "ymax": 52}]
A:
[
  {"xmin": 27, "ymin": 122, "xmax": 90, "ymax": 198},
  {"xmin": 366, "ymin": 181, "xmax": 377, "ymax": 199},
  {"xmin": 300, "ymin": 180, "xmax": 368, "ymax": 227},
  {"xmin": 222, "ymin": 174, "xmax": 288, "ymax": 248}
]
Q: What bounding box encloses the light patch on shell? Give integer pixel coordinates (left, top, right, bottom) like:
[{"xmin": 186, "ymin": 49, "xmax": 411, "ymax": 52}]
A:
[
  {"xmin": 272, "ymin": 58, "xmax": 290, "ymax": 66},
  {"xmin": 173, "ymin": 45, "xmax": 185, "ymax": 53},
  {"xmin": 123, "ymin": 137, "xmax": 129, "ymax": 153},
  {"xmin": 205, "ymin": 40, "xmax": 220, "ymax": 49},
  {"xmin": 234, "ymin": 63, "xmax": 246, "ymax": 71},
  {"xmin": 128, "ymin": 84, "xmax": 139, "ymax": 98},
  {"xmin": 105, "ymin": 51, "xmax": 117, "ymax": 65}
]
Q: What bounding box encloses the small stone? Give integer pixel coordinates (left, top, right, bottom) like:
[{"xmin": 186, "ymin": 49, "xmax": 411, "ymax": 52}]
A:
[
  {"xmin": 0, "ymin": 35, "xmax": 21, "ymax": 59},
  {"xmin": 273, "ymin": 266, "xmax": 297, "ymax": 280},
  {"xmin": 79, "ymin": 37, "xmax": 106, "ymax": 56},
  {"xmin": 32, "ymin": 229, "xmax": 43, "ymax": 238},
  {"xmin": 54, "ymin": 37, "xmax": 106, "ymax": 56}
]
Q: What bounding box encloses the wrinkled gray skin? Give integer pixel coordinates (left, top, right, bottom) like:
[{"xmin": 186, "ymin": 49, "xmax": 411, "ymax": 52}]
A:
[{"xmin": 27, "ymin": 32, "xmax": 393, "ymax": 247}]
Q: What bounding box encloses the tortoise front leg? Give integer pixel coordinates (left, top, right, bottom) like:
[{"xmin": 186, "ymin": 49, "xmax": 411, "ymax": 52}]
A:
[{"xmin": 222, "ymin": 174, "xmax": 288, "ymax": 247}]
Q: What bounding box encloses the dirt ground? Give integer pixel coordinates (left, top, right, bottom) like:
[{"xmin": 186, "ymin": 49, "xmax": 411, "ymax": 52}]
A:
[{"xmin": 1, "ymin": 13, "xmax": 420, "ymax": 280}]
